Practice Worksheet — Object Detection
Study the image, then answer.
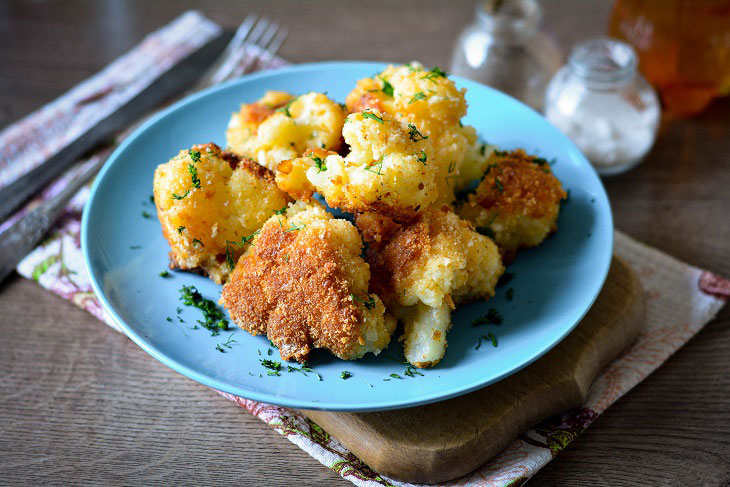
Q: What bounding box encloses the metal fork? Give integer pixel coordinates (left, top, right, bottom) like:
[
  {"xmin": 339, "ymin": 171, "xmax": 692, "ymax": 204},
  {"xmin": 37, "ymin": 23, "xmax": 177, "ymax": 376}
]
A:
[{"xmin": 0, "ymin": 16, "xmax": 288, "ymax": 283}]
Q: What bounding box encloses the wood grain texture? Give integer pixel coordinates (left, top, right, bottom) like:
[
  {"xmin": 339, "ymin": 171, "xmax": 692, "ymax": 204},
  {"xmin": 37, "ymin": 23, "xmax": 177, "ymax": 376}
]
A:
[
  {"xmin": 304, "ymin": 257, "xmax": 645, "ymax": 484},
  {"xmin": 1, "ymin": 1, "xmax": 729, "ymax": 486}
]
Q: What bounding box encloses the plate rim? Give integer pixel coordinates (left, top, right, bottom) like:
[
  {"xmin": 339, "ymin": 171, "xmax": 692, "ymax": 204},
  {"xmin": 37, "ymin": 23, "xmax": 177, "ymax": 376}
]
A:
[{"xmin": 81, "ymin": 60, "xmax": 614, "ymax": 412}]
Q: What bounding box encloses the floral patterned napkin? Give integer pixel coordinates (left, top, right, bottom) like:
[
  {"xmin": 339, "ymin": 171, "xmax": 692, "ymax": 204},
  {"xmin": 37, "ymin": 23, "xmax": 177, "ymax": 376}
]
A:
[{"xmin": 3, "ymin": 12, "xmax": 728, "ymax": 487}]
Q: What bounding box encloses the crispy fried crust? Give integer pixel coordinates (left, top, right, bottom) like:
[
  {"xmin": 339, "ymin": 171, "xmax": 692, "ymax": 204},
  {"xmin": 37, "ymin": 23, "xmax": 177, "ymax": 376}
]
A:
[
  {"xmin": 476, "ymin": 149, "xmax": 566, "ymax": 219},
  {"xmin": 354, "ymin": 212, "xmax": 402, "ymax": 248},
  {"xmin": 221, "ymin": 223, "xmax": 364, "ymax": 362}
]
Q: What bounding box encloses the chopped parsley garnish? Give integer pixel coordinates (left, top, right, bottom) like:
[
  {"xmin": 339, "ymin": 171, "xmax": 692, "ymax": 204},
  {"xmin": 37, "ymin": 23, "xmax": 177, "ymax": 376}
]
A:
[
  {"xmin": 389, "ymin": 373, "xmax": 403, "ymax": 379},
  {"xmin": 188, "ymin": 163, "xmax": 201, "ymax": 188},
  {"xmin": 421, "ymin": 66, "xmax": 448, "ymax": 81},
  {"xmin": 142, "ymin": 211, "xmax": 152, "ymax": 219},
  {"xmin": 260, "ymin": 359, "xmax": 282, "ymax": 376},
  {"xmin": 416, "ymin": 151, "xmax": 427, "ymax": 165},
  {"xmin": 340, "ymin": 370, "xmax": 352, "ymax": 380},
  {"xmin": 364, "ymin": 155, "xmax": 384, "ymax": 175},
  {"xmin": 532, "ymin": 156, "xmax": 548, "ymax": 166},
  {"xmin": 351, "ymin": 293, "xmax": 376, "ymax": 309},
  {"xmin": 179, "ymin": 285, "xmax": 229, "ymax": 336},
  {"xmin": 276, "ymin": 97, "xmax": 298, "ymax": 117},
  {"xmin": 506, "ymin": 287, "xmax": 514, "ymax": 301},
  {"xmin": 149, "ymin": 194, "xmax": 155, "ymax": 204},
  {"xmin": 166, "ymin": 316, "xmax": 172, "ymax": 322},
  {"xmin": 224, "ymin": 230, "xmax": 260, "ymax": 270},
  {"xmin": 215, "ymin": 334, "xmax": 237, "ymax": 353},
  {"xmin": 495, "ymin": 178, "xmax": 504, "ymax": 193},
  {"xmin": 171, "ymin": 190, "xmax": 190, "ymax": 200},
  {"xmin": 274, "ymin": 206, "xmax": 287, "ymax": 215},
  {"xmin": 494, "ymin": 150, "xmax": 507, "ymax": 156},
  {"xmin": 380, "ymin": 77, "xmax": 394, "ymax": 97},
  {"xmin": 407, "ymin": 123, "xmax": 428, "ymax": 142},
  {"xmin": 480, "ymin": 144, "xmax": 487, "ymax": 156},
  {"xmin": 472, "ymin": 307, "xmax": 503, "ymax": 327},
  {"xmin": 310, "ymin": 154, "xmax": 327, "ymax": 173},
  {"xmin": 403, "ymin": 365, "xmax": 424, "ymax": 377},
  {"xmin": 188, "ymin": 149, "xmax": 201, "ymax": 163},
  {"xmin": 176, "ymin": 226, "xmax": 185, "ymax": 234},
  {"xmin": 284, "ymin": 222, "xmax": 306, "ymax": 232},
  {"xmin": 287, "ymin": 364, "xmax": 322, "ymax": 381},
  {"xmin": 408, "ymin": 92, "xmax": 427, "ymax": 104},
  {"xmin": 480, "ymin": 163, "xmax": 498, "ymax": 181},
  {"xmin": 192, "ymin": 238, "xmax": 204, "ymax": 248},
  {"xmin": 475, "ymin": 332, "xmax": 499, "ymax": 350},
  {"xmin": 159, "ymin": 270, "xmax": 170, "ymax": 278},
  {"xmin": 129, "ymin": 245, "xmax": 142, "ymax": 250},
  {"xmin": 362, "ymin": 110, "xmax": 384, "ymax": 124}
]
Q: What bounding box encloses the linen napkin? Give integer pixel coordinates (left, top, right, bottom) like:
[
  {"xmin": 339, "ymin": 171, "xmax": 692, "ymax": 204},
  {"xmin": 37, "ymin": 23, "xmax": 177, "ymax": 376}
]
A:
[{"xmin": 3, "ymin": 12, "xmax": 728, "ymax": 487}]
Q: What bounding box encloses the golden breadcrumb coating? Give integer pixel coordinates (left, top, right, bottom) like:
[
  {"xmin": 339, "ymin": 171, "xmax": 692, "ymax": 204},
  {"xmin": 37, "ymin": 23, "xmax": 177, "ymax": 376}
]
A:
[
  {"xmin": 153, "ymin": 143, "xmax": 290, "ymax": 284},
  {"xmin": 456, "ymin": 149, "xmax": 567, "ymax": 257},
  {"xmin": 345, "ymin": 63, "xmax": 482, "ymax": 204},
  {"xmin": 226, "ymin": 91, "xmax": 346, "ymax": 171},
  {"xmin": 220, "ymin": 201, "xmax": 396, "ymax": 363},
  {"xmin": 302, "ymin": 109, "xmax": 438, "ymax": 221},
  {"xmin": 368, "ymin": 206, "xmax": 504, "ymax": 367}
]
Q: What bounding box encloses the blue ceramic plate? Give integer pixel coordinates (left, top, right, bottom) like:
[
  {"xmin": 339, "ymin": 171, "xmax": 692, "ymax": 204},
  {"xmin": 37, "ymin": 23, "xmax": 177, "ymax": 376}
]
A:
[{"xmin": 82, "ymin": 62, "xmax": 612, "ymax": 412}]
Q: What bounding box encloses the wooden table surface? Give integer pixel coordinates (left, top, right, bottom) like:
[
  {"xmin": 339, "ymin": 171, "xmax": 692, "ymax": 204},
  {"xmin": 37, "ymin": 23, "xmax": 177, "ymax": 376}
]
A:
[{"xmin": 1, "ymin": 1, "xmax": 729, "ymax": 485}]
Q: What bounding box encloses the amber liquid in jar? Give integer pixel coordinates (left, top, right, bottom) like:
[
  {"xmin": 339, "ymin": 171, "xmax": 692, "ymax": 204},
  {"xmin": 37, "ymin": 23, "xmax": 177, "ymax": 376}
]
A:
[{"xmin": 609, "ymin": 0, "xmax": 730, "ymax": 116}]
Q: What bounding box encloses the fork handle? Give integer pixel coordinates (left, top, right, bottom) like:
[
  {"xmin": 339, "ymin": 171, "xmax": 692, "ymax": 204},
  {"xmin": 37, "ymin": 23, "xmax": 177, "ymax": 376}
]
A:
[{"xmin": 0, "ymin": 152, "xmax": 107, "ymax": 283}]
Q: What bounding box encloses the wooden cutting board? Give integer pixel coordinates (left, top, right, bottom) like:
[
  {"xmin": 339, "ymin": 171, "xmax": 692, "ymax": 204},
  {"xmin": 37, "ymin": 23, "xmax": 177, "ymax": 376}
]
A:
[{"xmin": 303, "ymin": 256, "xmax": 645, "ymax": 484}]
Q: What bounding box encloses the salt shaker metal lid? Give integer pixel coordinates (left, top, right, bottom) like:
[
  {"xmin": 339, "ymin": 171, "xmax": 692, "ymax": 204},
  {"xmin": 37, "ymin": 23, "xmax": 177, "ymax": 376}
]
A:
[{"xmin": 544, "ymin": 38, "xmax": 661, "ymax": 176}]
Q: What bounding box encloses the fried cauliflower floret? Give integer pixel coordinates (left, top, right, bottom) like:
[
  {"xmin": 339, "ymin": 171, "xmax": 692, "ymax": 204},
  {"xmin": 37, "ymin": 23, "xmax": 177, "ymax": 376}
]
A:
[
  {"xmin": 220, "ymin": 201, "xmax": 396, "ymax": 363},
  {"xmin": 304, "ymin": 110, "xmax": 438, "ymax": 221},
  {"xmin": 226, "ymin": 91, "xmax": 346, "ymax": 171},
  {"xmin": 345, "ymin": 63, "xmax": 477, "ymax": 204},
  {"xmin": 368, "ymin": 206, "xmax": 504, "ymax": 367},
  {"xmin": 153, "ymin": 143, "xmax": 290, "ymax": 284},
  {"xmin": 274, "ymin": 147, "xmax": 336, "ymax": 201},
  {"xmin": 456, "ymin": 149, "xmax": 567, "ymax": 257}
]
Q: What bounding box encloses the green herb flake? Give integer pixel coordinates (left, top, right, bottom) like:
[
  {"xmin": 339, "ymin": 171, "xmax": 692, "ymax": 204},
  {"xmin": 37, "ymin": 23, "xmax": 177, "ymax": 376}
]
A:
[
  {"xmin": 532, "ymin": 156, "xmax": 548, "ymax": 166},
  {"xmin": 129, "ymin": 245, "xmax": 142, "ymax": 250},
  {"xmin": 171, "ymin": 190, "xmax": 191, "ymax": 200},
  {"xmin": 274, "ymin": 206, "xmax": 287, "ymax": 215},
  {"xmin": 179, "ymin": 285, "xmax": 229, "ymax": 336},
  {"xmin": 310, "ymin": 154, "xmax": 327, "ymax": 173},
  {"xmin": 380, "ymin": 77, "xmax": 394, "ymax": 97},
  {"xmin": 141, "ymin": 211, "xmax": 152, "ymax": 219},
  {"xmin": 472, "ymin": 307, "xmax": 503, "ymax": 327},
  {"xmin": 421, "ymin": 66, "xmax": 448, "ymax": 81},
  {"xmin": 284, "ymin": 222, "xmax": 306, "ymax": 233},
  {"xmin": 408, "ymin": 92, "xmax": 427, "ymax": 104},
  {"xmin": 506, "ymin": 287, "xmax": 514, "ymax": 301},
  {"xmin": 260, "ymin": 359, "xmax": 282, "ymax": 376},
  {"xmin": 475, "ymin": 226, "xmax": 495, "ymax": 238},
  {"xmin": 188, "ymin": 163, "xmax": 201, "ymax": 188},
  {"xmin": 389, "ymin": 373, "xmax": 403, "ymax": 379},
  {"xmin": 276, "ymin": 97, "xmax": 298, "ymax": 117},
  {"xmin": 480, "ymin": 144, "xmax": 487, "ymax": 156},
  {"xmin": 188, "ymin": 149, "xmax": 201, "ymax": 163},
  {"xmin": 166, "ymin": 316, "xmax": 172, "ymax": 322},
  {"xmin": 192, "ymin": 238, "xmax": 204, "ymax": 248},
  {"xmin": 176, "ymin": 226, "xmax": 185, "ymax": 234},
  {"xmin": 340, "ymin": 370, "xmax": 353, "ymax": 380},
  {"xmin": 149, "ymin": 194, "xmax": 155, "ymax": 204},
  {"xmin": 351, "ymin": 293, "xmax": 376, "ymax": 309},
  {"xmin": 495, "ymin": 178, "xmax": 504, "ymax": 193},
  {"xmin": 487, "ymin": 332, "xmax": 498, "ymax": 347},
  {"xmin": 362, "ymin": 110, "xmax": 384, "ymax": 124},
  {"xmin": 364, "ymin": 155, "xmax": 384, "ymax": 175},
  {"xmin": 407, "ymin": 123, "xmax": 428, "ymax": 142},
  {"xmin": 159, "ymin": 270, "xmax": 170, "ymax": 278},
  {"xmin": 416, "ymin": 151, "xmax": 427, "ymax": 165}
]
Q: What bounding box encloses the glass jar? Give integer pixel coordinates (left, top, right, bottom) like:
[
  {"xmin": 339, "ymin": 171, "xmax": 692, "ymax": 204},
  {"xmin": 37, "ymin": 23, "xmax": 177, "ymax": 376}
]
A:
[
  {"xmin": 544, "ymin": 38, "xmax": 661, "ymax": 176},
  {"xmin": 609, "ymin": 0, "xmax": 730, "ymax": 117},
  {"xmin": 450, "ymin": 0, "xmax": 562, "ymax": 110}
]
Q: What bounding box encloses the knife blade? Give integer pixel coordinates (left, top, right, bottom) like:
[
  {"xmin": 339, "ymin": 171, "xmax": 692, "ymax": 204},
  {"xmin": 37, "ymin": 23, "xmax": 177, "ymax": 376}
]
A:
[{"xmin": 0, "ymin": 30, "xmax": 232, "ymax": 223}]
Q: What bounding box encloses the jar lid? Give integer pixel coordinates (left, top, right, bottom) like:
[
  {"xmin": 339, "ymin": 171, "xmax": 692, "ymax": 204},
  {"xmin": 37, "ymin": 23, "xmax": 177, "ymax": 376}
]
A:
[
  {"xmin": 568, "ymin": 38, "xmax": 637, "ymax": 84},
  {"xmin": 476, "ymin": 0, "xmax": 542, "ymax": 39}
]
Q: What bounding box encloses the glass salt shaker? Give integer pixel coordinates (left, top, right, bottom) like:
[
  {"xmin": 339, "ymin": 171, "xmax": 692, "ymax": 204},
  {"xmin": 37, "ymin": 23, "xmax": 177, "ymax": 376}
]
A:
[
  {"xmin": 544, "ymin": 38, "xmax": 661, "ymax": 176},
  {"xmin": 450, "ymin": 0, "xmax": 562, "ymax": 110}
]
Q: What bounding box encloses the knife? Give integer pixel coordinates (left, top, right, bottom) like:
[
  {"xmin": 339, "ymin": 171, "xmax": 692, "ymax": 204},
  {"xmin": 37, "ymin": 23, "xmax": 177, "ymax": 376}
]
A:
[{"xmin": 0, "ymin": 30, "xmax": 232, "ymax": 223}]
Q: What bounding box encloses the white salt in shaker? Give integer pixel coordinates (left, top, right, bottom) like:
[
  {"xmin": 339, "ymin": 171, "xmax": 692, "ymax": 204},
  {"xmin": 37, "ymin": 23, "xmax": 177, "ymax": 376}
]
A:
[{"xmin": 544, "ymin": 38, "xmax": 660, "ymax": 175}]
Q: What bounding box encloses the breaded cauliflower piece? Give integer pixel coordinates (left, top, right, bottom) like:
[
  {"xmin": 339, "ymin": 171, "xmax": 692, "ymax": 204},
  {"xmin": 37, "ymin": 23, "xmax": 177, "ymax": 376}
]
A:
[
  {"xmin": 345, "ymin": 63, "xmax": 480, "ymax": 204},
  {"xmin": 153, "ymin": 143, "xmax": 290, "ymax": 284},
  {"xmin": 226, "ymin": 91, "xmax": 346, "ymax": 171},
  {"xmin": 303, "ymin": 109, "xmax": 438, "ymax": 221},
  {"xmin": 368, "ymin": 206, "xmax": 504, "ymax": 367},
  {"xmin": 274, "ymin": 147, "xmax": 335, "ymax": 201},
  {"xmin": 456, "ymin": 149, "xmax": 567, "ymax": 258},
  {"xmin": 220, "ymin": 201, "xmax": 396, "ymax": 363}
]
